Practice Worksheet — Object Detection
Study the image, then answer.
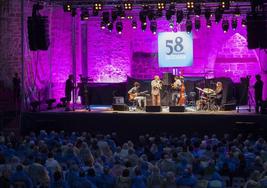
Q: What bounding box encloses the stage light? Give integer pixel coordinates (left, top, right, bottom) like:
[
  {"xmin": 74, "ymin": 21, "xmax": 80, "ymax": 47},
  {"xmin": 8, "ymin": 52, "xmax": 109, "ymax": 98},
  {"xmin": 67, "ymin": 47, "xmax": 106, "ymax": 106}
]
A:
[
  {"xmin": 100, "ymin": 21, "xmax": 105, "ymax": 29},
  {"xmin": 116, "ymin": 21, "xmax": 123, "ymax": 34},
  {"xmin": 231, "ymin": 18, "xmax": 237, "ymax": 30},
  {"xmin": 102, "ymin": 12, "xmax": 110, "ymax": 25},
  {"xmin": 207, "ymin": 19, "xmax": 212, "ymax": 28},
  {"xmin": 108, "ymin": 22, "xmax": 113, "ymax": 32},
  {"xmin": 115, "ymin": 5, "xmax": 125, "ymax": 19},
  {"xmin": 71, "ymin": 8, "xmax": 77, "ymax": 17},
  {"xmin": 93, "ymin": 2, "xmax": 102, "ymax": 11},
  {"xmin": 186, "ymin": 19, "xmax": 192, "ymax": 33},
  {"xmin": 150, "ymin": 21, "xmax": 157, "ymax": 35},
  {"xmin": 63, "ymin": 3, "xmax": 71, "ymax": 12},
  {"xmin": 111, "ymin": 10, "xmax": 118, "ymax": 22},
  {"xmin": 187, "ymin": 1, "xmax": 194, "ymax": 10},
  {"xmin": 220, "ymin": 0, "xmax": 230, "ymax": 10},
  {"xmin": 195, "ymin": 18, "xmax": 201, "ymax": 31},
  {"xmin": 139, "ymin": 11, "xmax": 147, "ymax": 23},
  {"xmin": 194, "ymin": 4, "xmax": 201, "ymax": 17},
  {"xmin": 81, "ymin": 8, "xmax": 89, "ymax": 21},
  {"xmin": 222, "ymin": 19, "xmax": 229, "ymax": 33},
  {"xmin": 176, "ymin": 10, "xmax": 184, "ymax": 24},
  {"xmin": 241, "ymin": 18, "xmax": 247, "ymax": 27},
  {"xmin": 166, "ymin": 3, "xmax": 175, "ymax": 21},
  {"xmin": 169, "ymin": 20, "xmax": 174, "ymax": 29},
  {"xmin": 148, "ymin": 9, "xmax": 156, "ymax": 21},
  {"xmin": 215, "ymin": 7, "xmax": 223, "ymax": 23},
  {"xmin": 204, "ymin": 8, "xmax": 212, "ymax": 20},
  {"xmin": 157, "ymin": 2, "xmax": 165, "ymax": 10},
  {"xmin": 124, "ymin": 2, "xmax": 132, "ymax": 10},
  {"xmin": 132, "ymin": 20, "xmax": 137, "ymax": 29},
  {"xmin": 141, "ymin": 22, "xmax": 147, "ymax": 31},
  {"xmin": 234, "ymin": 6, "xmax": 240, "ymax": 17}
]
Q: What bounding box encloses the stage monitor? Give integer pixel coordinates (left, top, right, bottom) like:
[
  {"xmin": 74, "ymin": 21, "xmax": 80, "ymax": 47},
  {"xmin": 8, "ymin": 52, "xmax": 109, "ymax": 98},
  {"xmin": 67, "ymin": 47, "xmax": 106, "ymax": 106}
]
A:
[{"xmin": 158, "ymin": 32, "xmax": 193, "ymax": 67}]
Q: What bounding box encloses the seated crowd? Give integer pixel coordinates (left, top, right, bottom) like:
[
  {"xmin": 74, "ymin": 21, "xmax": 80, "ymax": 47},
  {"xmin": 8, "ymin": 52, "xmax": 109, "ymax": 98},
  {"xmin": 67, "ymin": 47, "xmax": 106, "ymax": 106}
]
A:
[{"xmin": 0, "ymin": 131, "xmax": 267, "ymax": 188}]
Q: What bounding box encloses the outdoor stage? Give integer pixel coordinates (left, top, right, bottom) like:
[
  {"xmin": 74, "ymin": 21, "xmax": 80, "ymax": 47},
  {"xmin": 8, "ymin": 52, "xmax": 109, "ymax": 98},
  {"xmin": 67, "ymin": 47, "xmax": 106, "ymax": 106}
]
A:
[{"xmin": 21, "ymin": 105, "xmax": 267, "ymax": 142}]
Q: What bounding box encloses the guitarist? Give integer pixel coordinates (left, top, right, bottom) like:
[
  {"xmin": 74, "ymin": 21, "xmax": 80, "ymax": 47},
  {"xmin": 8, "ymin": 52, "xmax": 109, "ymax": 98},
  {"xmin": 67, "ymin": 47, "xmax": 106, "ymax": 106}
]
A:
[
  {"xmin": 128, "ymin": 82, "xmax": 147, "ymax": 109},
  {"xmin": 171, "ymin": 76, "xmax": 182, "ymax": 105}
]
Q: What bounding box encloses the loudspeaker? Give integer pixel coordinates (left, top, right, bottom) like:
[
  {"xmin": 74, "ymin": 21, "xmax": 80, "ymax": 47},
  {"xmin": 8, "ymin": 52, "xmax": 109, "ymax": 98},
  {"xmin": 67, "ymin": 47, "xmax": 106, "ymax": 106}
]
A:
[
  {"xmin": 112, "ymin": 104, "xmax": 129, "ymax": 111},
  {"xmin": 261, "ymin": 100, "xmax": 267, "ymax": 114},
  {"xmin": 223, "ymin": 103, "xmax": 236, "ymax": 111},
  {"xmin": 247, "ymin": 13, "xmax": 267, "ymax": 49},
  {"xmin": 27, "ymin": 16, "xmax": 50, "ymax": 51},
  {"xmin": 145, "ymin": 106, "xmax": 161, "ymax": 112},
  {"xmin": 169, "ymin": 106, "xmax": 185, "ymax": 112},
  {"xmin": 163, "ymin": 72, "xmax": 174, "ymax": 85}
]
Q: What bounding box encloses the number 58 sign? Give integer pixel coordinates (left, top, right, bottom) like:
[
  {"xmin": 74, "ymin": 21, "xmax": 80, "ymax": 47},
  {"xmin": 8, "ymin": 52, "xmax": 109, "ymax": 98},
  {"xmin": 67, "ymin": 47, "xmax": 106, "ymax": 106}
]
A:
[{"xmin": 158, "ymin": 32, "xmax": 193, "ymax": 67}]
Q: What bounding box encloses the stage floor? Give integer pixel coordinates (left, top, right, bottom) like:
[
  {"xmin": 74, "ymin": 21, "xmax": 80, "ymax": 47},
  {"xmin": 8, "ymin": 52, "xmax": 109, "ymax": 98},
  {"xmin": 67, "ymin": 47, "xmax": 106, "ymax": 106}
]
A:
[{"xmin": 21, "ymin": 105, "xmax": 267, "ymax": 142}]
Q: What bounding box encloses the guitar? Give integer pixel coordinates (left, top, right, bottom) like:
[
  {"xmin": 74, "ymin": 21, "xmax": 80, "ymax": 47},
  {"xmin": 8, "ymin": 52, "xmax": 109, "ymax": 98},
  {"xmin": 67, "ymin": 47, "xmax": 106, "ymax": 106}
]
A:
[{"xmin": 128, "ymin": 90, "xmax": 149, "ymax": 100}]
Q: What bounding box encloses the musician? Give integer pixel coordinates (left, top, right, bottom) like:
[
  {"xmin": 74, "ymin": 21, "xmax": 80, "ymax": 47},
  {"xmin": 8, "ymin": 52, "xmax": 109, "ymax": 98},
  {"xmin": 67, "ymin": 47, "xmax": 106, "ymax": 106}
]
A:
[
  {"xmin": 151, "ymin": 75, "xmax": 162, "ymax": 106},
  {"xmin": 254, "ymin": 74, "xmax": 263, "ymax": 113},
  {"xmin": 215, "ymin": 81, "xmax": 223, "ymax": 109},
  {"xmin": 128, "ymin": 82, "xmax": 146, "ymax": 109},
  {"xmin": 171, "ymin": 76, "xmax": 182, "ymax": 105},
  {"xmin": 65, "ymin": 74, "xmax": 74, "ymax": 111}
]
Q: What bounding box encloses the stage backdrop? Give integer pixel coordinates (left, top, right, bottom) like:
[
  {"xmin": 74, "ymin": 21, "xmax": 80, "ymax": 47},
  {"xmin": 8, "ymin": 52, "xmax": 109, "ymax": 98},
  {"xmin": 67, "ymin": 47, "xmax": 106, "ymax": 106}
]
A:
[{"xmin": 0, "ymin": 1, "xmax": 266, "ymax": 104}]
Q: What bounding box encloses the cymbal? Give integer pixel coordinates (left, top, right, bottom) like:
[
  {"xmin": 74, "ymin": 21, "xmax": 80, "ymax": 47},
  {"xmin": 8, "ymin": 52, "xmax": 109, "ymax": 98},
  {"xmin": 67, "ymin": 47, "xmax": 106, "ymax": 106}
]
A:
[{"xmin": 203, "ymin": 88, "xmax": 215, "ymax": 94}]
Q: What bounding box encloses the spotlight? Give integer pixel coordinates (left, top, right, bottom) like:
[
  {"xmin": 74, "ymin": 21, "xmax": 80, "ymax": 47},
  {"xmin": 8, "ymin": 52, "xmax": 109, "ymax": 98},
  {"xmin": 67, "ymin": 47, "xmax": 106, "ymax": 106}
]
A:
[
  {"xmin": 195, "ymin": 18, "xmax": 201, "ymax": 31},
  {"xmin": 141, "ymin": 22, "xmax": 147, "ymax": 31},
  {"xmin": 111, "ymin": 10, "xmax": 118, "ymax": 22},
  {"xmin": 100, "ymin": 21, "xmax": 105, "ymax": 29},
  {"xmin": 220, "ymin": 0, "xmax": 230, "ymax": 10},
  {"xmin": 231, "ymin": 18, "xmax": 237, "ymax": 30},
  {"xmin": 222, "ymin": 19, "xmax": 229, "ymax": 33},
  {"xmin": 139, "ymin": 11, "xmax": 147, "ymax": 23},
  {"xmin": 204, "ymin": 8, "xmax": 212, "ymax": 20},
  {"xmin": 241, "ymin": 18, "xmax": 247, "ymax": 27},
  {"xmin": 124, "ymin": 2, "xmax": 132, "ymax": 10},
  {"xmin": 166, "ymin": 4, "xmax": 175, "ymax": 21},
  {"xmin": 186, "ymin": 19, "xmax": 192, "ymax": 33},
  {"xmin": 207, "ymin": 19, "xmax": 212, "ymax": 28},
  {"xmin": 108, "ymin": 22, "xmax": 113, "ymax": 32},
  {"xmin": 157, "ymin": 2, "xmax": 165, "ymax": 10},
  {"xmin": 234, "ymin": 6, "xmax": 241, "ymax": 17},
  {"xmin": 194, "ymin": 4, "xmax": 201, "ymax": 17},
  {"xmin": 93, "ymin": 2, "xmax": 103, "ymax": 11},
  {"xmin": 169, "ymin": 20, "xmax": 174, "ymax": 29},
  {"xmin": 148, "ymin": 9, "xmax": 156, "ymax": 21},
  {"xmin": 176, "ymin": 10, "xmax": 184, "ymax": 24},
  {"xmin": 116, "ymin": 21, "xmax": 123, "ymax": 34},
  {"xmin": 127, "ymin": 15, "xmax": 133, "ymax": 19},
  {"xmin": 150, "ymin": 21, "xmax": 157, "ymax": 34},
  {"xmin": 81, "ymin": 8, "xmax": 89, "ymax": 21},
  {"xmin": 115, "ymin": 5, "xmax": 125, "ymax": 19},
  {"xmin": 71, "ymin": 8, "xmax": 77, "ymax": 17},
  {"xmin": 132, "ymin": 20, "xmax": 137, "ymax": 29},
  {"xmin": 102, "ymin": 12, "xmax": 110, "ymax": 25},
  {"xmin": 215, "ymin": 7, "xmax": 223, "ymax": 23},
  {"xmin": 63, "ymin": 3, "xmax": 71, "ymax": 12},
  {"xmin": 187, "ymin": 1, "xmax": 194, "ymax": 10}
]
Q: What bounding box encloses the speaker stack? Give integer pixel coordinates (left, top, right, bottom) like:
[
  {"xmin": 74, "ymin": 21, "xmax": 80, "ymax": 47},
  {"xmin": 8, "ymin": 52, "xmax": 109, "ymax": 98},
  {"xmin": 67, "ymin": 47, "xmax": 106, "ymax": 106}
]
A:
[
  {"xmin": 27, "ymin": 16, "xmax": 50, "ymax": 51},
  {"xmin": 169, "ymin": 106, "xmax": 185, "ymax": 112},
  {"xmin": 247, "ymin": 13, "xmax": 267, "ymax": 49},
  {"xmin": 145, "ymin": 106, "xmax": 162, "ymax": 112}
]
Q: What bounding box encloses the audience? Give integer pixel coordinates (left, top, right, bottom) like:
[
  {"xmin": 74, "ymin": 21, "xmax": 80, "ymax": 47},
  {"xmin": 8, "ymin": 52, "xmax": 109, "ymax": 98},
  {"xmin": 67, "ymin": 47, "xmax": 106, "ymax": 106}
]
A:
[{"xmin": 0, "ymin": 130, "xmax": 266, "ymax": 188}]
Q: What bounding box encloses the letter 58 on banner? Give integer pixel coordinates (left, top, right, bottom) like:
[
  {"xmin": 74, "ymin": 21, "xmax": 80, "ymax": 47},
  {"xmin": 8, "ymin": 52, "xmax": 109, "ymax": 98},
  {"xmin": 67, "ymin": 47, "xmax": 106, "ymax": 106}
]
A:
[{"xmin": 158, "ymin": 32, "xmax": 193, "ymax": 67}]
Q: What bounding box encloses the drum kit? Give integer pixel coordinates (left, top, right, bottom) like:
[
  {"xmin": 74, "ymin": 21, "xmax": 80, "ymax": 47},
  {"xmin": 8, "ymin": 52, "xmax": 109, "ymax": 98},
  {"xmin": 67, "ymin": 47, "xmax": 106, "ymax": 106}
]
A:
[{"xmin": 196, "ymin": 87, "xmax": 218, "ymax": 111}]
